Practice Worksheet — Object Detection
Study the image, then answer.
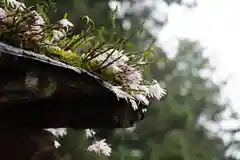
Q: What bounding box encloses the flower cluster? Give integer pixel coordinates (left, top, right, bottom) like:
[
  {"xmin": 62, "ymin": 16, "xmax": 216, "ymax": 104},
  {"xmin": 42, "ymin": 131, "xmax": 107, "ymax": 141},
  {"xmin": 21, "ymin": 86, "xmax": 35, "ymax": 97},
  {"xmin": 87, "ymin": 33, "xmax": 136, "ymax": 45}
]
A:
[
  {"xmin": 86, "ymin": 48, "xmax": 166, "ymax": 111},
  {"xmin": 44, "ymin": 128, "xmax": 112, "ymax": 156},
  {"xmin": 0, "ymin": 0, "xmax": 167, "ymax": 157},
  {"xmin": 4, "ymin": 0, "xmax": 26, "ymax": 11},
  {"xmin": 24, "ymin": 11, "xmax": 45, "ymax": 41},
  {"xmin": 45, "ymin": 128, "xmax": 67, "ymax": 148},
  {"xmin": 87, "ymin": 139, "xmax": 112, "ymax": 156},
  {"xmin": 85, "ymin": 129, "xmax": 112, "ymax": 156},
  {"xmin": 0, "ymin": 2, "xmax": 43, "ymax": 43},
  {"xmin": 0, "ymin": 1, "xmax": 74, "ymax": 49},
  {"xmin": 51, "ymin": 18, "xmax": 73, "ymax": 42}
]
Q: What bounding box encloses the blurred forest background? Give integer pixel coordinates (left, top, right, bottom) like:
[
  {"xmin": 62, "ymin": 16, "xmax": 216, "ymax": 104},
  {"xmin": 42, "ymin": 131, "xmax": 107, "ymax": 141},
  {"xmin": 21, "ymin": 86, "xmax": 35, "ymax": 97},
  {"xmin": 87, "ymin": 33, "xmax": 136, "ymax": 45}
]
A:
[{"xmin": 23, "ymin": 0, "xmax": 240, "ymax": 159}]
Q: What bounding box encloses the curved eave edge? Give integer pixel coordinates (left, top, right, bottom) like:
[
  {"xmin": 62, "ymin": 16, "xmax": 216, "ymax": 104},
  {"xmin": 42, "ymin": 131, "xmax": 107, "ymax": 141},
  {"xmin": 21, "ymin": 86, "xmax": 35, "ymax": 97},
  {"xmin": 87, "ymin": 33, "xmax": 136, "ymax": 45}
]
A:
[{"xmin": 0, "ymin": 42, "xmax": 139, "ymax": 107}]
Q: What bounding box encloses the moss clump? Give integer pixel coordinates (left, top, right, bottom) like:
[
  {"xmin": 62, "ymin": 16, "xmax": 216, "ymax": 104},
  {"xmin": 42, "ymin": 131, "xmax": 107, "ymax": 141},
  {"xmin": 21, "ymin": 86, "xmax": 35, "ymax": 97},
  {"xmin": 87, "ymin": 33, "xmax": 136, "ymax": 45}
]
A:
[
  {"xmin": 44, "ymin": 46, "xmax": 85, "ymax": 67},
  {"xmin": 43, "ymin": 45, "xmax": 123, "ymax": 85}
]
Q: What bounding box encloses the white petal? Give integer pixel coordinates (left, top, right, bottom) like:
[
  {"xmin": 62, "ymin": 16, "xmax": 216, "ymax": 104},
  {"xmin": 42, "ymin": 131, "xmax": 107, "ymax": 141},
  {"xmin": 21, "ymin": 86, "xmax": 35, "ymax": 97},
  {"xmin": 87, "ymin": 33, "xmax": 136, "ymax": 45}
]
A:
[
  {"xmin": 87, "ymin": 139, "xmax": 112, "ymax": 156},
  {"xmin": 45, "ymin": 128, "xmax": 67, "ymax": 137},
  {"xmin": 30, "ymin": 11, "xmax": 45, "ymax": 25},
  {"xmin": 52, "ymin": 29, "xmax": 66, "ymax": 41},
  {"xmin": 148, "ymin": 80, "xmax": 166, "ymax": 99},
  {"xmin": 142, "ymin": 108, "xmax": 147, "ymax": 113},
  {"xmin": 111, "ymin": 86, "xmax": 132, "ymax": 100},
  {"xmin": 85, "ymin": 129, "xmax": 96, "ymax": 139},
  {"xmin": 54, "ymin": 140, "xmax": 61, "ymax": 148},
  {"xmin": 59, "ymin": 18, "xmax": 74, "ymax": 32},
  {"xmin": 59, "ymin": 19, "xmax": 74, "ymax": 27},
  {"xmin": 130, "ymin": 99, "xmax": 138, "ymax": 110},
  {"xmin": 138, "ymin": 85, "xmax": 149, "ymax": 93},
  {"xmin": 5, "ymin": 0, "xmax": 16, "ymax": 8},
  {"xmin": 0, "ymin": 7, "xmax": 6, "ymax": 20},
  {"xmin": 12, "ymin": 0, "xmax": 26, "ymax": 11},
  {"xmin": 135, "ymin": 94, "xmax": 149, "ymax": 105}
]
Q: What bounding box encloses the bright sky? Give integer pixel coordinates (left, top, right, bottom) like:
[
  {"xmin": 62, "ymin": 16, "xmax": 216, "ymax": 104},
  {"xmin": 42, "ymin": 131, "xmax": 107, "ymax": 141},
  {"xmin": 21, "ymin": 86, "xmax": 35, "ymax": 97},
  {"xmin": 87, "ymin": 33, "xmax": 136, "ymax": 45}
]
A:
[
  {"xmin": 157, "ymin": 0, "xmax": 240, "ymax": 156},
  {"xmin": 159, "ymin": 0, "xmax": 240, "ymax": 123}
]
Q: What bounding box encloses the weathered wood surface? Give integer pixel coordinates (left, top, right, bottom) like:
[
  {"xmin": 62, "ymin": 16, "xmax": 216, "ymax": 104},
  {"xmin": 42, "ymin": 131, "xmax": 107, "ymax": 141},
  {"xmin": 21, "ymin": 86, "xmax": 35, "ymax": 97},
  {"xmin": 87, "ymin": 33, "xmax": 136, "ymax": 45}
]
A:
[{"xmin": 0, "ymin": 42, "xmax": 144, "ymax": 129}]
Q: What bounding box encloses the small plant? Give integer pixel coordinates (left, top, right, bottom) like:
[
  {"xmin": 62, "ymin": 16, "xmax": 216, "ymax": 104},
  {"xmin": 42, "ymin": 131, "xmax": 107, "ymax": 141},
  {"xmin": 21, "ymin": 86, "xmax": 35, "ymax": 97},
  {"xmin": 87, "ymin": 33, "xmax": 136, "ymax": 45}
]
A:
[{"xmin": 0, "ymin": 0, "xmax": 166, "ymax": 156}]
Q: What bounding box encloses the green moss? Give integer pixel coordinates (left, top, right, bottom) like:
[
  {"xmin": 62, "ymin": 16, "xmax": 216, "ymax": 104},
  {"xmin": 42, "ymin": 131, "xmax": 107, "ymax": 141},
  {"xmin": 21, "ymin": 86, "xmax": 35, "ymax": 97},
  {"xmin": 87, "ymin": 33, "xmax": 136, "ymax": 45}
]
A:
[
  {"xmin": 42, "ymin": 45, "xmax": 123, "ymax": 85},
  {"xmin": 45, "ymin": 46, "xmax": 85, "ymax": 67}
]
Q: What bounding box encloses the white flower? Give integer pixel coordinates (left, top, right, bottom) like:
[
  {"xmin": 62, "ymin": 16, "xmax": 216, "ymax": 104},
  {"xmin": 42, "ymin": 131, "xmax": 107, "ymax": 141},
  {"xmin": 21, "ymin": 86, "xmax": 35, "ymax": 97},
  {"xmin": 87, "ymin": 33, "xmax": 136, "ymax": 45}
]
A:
[
  {"xmin": 109, "ymin": 64, "xmax": 122, "ymax": 72},
  {"xmin": 45, "ymin": 128, "xmax": 67, "ymax": 149},
  {"xmin": 5, "ymin": 0, "xmax": 15, "ymax": 7},
  {"xmin": 138, "ymin": 85, "xmax": 149, "ymax": 93},
  {"xmin": 93, "ymin": 52, "xmax": 112, "ymax": 66},
  {"xmin": 111, "ymin": 86, "xmax": 132, "ymax": 100},
  {"xmin": 87, "ymin": 139, "xmax": 112, "ymax": 156},
  {"xmin": 128, "ymin": 70, "xmax": 142, "ymax": 83},
  {"xmin": 35, "ymin": 16, "xmax": 45, "ymax": 26},
  {"xmin": 142, "ymin": 108, "xmax": 147, "ymax": 113},
  {"xmin": 85, "ymin": 129, "xmax": 96, "ymax": 139},
  {"xmin": 14, "ymin": 1, "xmax": 26, "ymax": 11},
  {"xmin": 93, "ymin": 53, "xmax": 107, "ymax": 62},
  {"xmin": 45, "ymin": 128, "xmax": 67, "ymax": 137},
  {"xmin": 29, "ymin": 25, "xmax": 42, "ymax": 33},
  {"xmin": 0, "ymin": 7, "xmax": 6, "ymax": 20},
  {"xmin": 54, "ymin": 140, "xmax": 61, "ymax": 148},
  {"xmin": 94, "ymin": 54, "xmax": 122, "ymax": 72},
  {"xmin": 36, "ymin": 18, "xmax": 45, "ymax": 26},
  {"xmin": 108, "ymin": 50, "xmax": 129, "ymax": 67},
  {"xmin": 130, "ymin": 99, "xmax": 138, "ymax": 110},
  {"xmin": 52, "ymin": 29, "xmax": 66, "ymax": 42},
  {"xmin": 30, "ymin": 11, "xmax": 45, "ymax": 25},
  {"xmin": 5, "ymin": 0, "xmax": 26, "ymax": 11},
  {"xmin": 128, "ymin": 83, "xmax": 139, "ymax": 91},
  {"xmin": 121, "ymin": 55, "xmax": 129, "ymax": 63},
  {"xmin": 105, "ymin": 49, "xmax": 128, "ymax": 63},
  {"xmin": 93, "ymin": 52, "xmax": 113, "ymax": 63},
  {"xmin": 148, "ymin": 80, "xmax": 166, "ymax": 100},
  {"xmin": 121, "ymin": 66, "xmax": 143, "ymax": 86},
  {"xmin": 25, "ymin": 11, "xmax": 45, "ymax": 38},
  {"xmin": 135, "ymin": 94, "xmax": 149, "ymax": 105},
  {"xmin": 92, "ymin": 49, "xmax": 128, "ymax": 71},
  {"xmin": 59, "ymin": 18, "xmax": 74, "ymax": 31}
]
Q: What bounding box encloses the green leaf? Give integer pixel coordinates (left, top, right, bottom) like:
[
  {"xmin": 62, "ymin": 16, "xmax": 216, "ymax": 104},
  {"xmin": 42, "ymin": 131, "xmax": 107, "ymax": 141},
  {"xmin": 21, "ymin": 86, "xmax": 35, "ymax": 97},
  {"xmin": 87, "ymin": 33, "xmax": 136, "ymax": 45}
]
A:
[
  {"xmin": 143, "ymin": 49, "xmax": 153, "ymax": 57},
  {"xmin": 143, "ymin": 39, "xmax": 156, "ymax": 57},
  {"xmin": 63, "ymin": 13, "xmax": 68, "ymax": 19},
  {"xmin": 81, "ymin": 16, "xmax": 95, "ymax": 26}
]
